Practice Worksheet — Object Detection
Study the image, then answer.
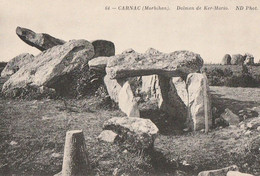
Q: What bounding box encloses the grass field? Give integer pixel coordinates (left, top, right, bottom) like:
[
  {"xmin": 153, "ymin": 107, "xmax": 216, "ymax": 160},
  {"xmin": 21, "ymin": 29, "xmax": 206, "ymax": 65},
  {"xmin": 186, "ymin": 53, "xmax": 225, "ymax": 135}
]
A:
[{"xmin": 0, "ymin": 86, "xmax": 259, "ymax": 176}]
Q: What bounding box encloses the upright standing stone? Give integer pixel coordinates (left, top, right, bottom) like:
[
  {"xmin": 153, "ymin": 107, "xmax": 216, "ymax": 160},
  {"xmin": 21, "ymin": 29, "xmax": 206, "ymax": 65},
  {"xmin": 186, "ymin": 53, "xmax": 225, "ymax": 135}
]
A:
[
  {"xmin": 104, "ymin": 75, "xmax": 126, "ymax": 103},
  {"xmin": 186, "ymin": 73, "xmax": 212, "ymax": 131},
  {"xmin": 222, "ymin": 54, "xmax": 231, "ymax": 65},
  {"xmin": 118, "ymin": 81, "xmax": 140, "ymax": 117},
  {"xmin": 244, "ymin": 53, "xmax": 254, "ymax": 65},
  {"xmin": 62, "ymin": 130, "xmax": 90, "ymax": 176},
  {"xmin": 171, "ymin": 77, "xmax": 188, "ymax": 106},
  {"xmin": 231, "ymin": 54, "xmax": 245, "ymax": 65},
  {"xmin": 16, "ymin": 26, "xmax": 65, "ymax": 51}
]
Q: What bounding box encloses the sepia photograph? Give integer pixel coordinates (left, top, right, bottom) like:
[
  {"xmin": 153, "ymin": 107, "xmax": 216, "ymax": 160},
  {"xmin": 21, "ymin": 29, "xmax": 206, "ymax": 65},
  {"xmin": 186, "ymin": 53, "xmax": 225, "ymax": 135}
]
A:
[{"xmin": 0, "ymin": 0, "xmax": 259, "ymax": 175}]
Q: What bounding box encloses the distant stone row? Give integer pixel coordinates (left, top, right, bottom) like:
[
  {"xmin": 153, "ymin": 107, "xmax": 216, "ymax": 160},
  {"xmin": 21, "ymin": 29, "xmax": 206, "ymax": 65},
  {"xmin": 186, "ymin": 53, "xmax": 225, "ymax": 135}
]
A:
[{"xmin": 222, "ymin": 53, "xmax": 254, "ymax": 65}]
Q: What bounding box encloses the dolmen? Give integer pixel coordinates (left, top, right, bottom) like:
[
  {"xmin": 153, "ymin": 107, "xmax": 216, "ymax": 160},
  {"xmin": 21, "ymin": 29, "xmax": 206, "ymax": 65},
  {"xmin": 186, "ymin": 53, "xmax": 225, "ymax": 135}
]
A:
[{"xmin": 91, "ymin": 48, "xmax": 212, "ymax": 131}]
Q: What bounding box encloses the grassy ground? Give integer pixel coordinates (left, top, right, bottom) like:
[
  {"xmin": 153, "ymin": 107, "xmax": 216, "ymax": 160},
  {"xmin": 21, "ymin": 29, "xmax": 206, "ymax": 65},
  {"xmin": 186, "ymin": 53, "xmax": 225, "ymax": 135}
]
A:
[{"xmin": 0, "ymin": 86, "xmax": 259, "ymax": 176}]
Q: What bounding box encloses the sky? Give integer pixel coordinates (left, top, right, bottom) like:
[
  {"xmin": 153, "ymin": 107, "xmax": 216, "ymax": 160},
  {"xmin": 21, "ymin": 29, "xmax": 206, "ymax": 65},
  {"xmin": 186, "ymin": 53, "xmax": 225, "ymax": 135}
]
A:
[{"xmin": 0, "ymin": 0, "xmax": 259, "ymax": 63}]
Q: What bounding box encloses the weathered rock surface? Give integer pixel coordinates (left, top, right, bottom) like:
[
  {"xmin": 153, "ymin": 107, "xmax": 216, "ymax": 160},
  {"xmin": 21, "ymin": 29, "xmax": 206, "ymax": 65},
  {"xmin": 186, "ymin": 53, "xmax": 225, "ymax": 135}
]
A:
[
  {"xmin": 238, "ymin": 109, "xmax": 258, "ymax": 120},
  {"xmin": 1, "ymin": 53, "xmax": 34, "ymax": 77},
  {"xmin": 244, "ymin": 53, "xmax": 254, "ymax": 65},
  {"xmin": 118, "ymin": 82, "xmax": 140, "ymax": 117},
  {"xmin": 98, "ymin": 130, "xmax": 118, "ymax": 143},
  {"xmin": 222, "ymin": 54, "xmax": 231, "ymax": 65},
  {"xmin": 121, "ymin": 48, "xmax": 136, "ymax": 55},
  {"xmin": 198, "ymin": 165, "xmax": 239, "ymax": 176},
  {"xmin": 0, "ymin": 62, "xmax": 7, "ymax": 75},
  {"xmin": 246, "ymin": 117, "xmax": 260, "ymax": 130},
  {"xmin": 91, "ymin": 40, "xmax": 115, "ymax": 58},
  {"xmin": 103, "ymin": 117, "xmax": 159, "ymax": 150},
  {"xmin": 16, "ymin": 26, "xmax": 65, "ymax": 51},
  {"xmin": 248, "ymin": 135, "xmax": 260, "ymax": 155},
  {"xmin": 2, "ymin": 40, "xmax": 94, "ymax": 96},
  {"xmin": 145, "ymin": 48, "xmax": 162, "ymax": 55},
  {"xmin": 106, "ymin": 50, "xmax": 203, "ymax": 79},
  {"xmin": 171, "ymin": 77, "xmax": 188, "ymax": 106},
  {"xmin": 227, "ymin": 171, "xmax": 254, "ymax": 176},
  {"xmin": 231, "ymin": 54, "xmax": 245, "ymax": 65},
  {"xmin": 186, "ymin": 73, "xmax": 212, "ymax": 131},
  {"xmin": 88, "ymin": 56, "xmax": 109, "ymax": 71},
  {"xmin": 220, "ymin": 108, "xmax": 240, "ymax": 125}
]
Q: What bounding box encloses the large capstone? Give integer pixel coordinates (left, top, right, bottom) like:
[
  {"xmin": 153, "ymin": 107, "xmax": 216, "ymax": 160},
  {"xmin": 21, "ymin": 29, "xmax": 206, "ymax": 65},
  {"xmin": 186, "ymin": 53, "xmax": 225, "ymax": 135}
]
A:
[
  {"xmin": 106, "ymin": 50, "xmax": 203, "ymax": 79},
  {"xmin": 1, "ymin": 53, "xmax": 34, "ymax": 77},
  {"xmin": 2, "ymin": 40, "xmax": 94, "ymax": 97},
  {"xmin": 103, "ymin": 117, "xmax": 159, "ymax": 150},
  {"xmin": 16, "ymin": 26, "xmax": 65, "ymax": 51}
]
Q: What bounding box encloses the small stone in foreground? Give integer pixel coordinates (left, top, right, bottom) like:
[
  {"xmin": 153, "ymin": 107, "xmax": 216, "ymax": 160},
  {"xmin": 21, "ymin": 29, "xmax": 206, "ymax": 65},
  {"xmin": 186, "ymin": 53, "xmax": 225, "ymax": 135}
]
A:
[
  {"xmin": 198, "ymin": 165, "xmax": 239, "ymax": 176},
  {"xmin": 220, "ymin": 108, "xmax": 240, "ymax": 125},
  {"xmin": 103, "ymin": 117, "xmax": 159, "ymax": 150},
  {"xmin": 227, "ymin": 171, "xmax": 254, "ymax": 176}
]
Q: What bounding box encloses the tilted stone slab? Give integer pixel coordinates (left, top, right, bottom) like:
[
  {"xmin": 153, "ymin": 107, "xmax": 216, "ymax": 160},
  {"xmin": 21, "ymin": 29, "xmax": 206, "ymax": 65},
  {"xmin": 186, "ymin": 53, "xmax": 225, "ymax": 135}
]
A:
[
  {"xmin": 2, "ymin": 40, "xmax": 94, "ymax": 96},
  {"xmin": 106, "ymin": 50, "xmax": 203, "ymax": 79},
  {"xmin": 103, "ymin": 117, "xmax": 159, "ymax": 150},
  {"xmin": 1, "ymin": 53, "xmax": 34, "ymax": 77},
  {"xmin": 16, "ymin": 26, "xmax": 65, "ymax": 51}
]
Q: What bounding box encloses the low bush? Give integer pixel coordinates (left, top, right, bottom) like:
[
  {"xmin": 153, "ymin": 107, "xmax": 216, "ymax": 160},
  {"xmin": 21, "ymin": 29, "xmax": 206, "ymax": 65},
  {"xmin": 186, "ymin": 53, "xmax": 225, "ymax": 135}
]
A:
[
  {"xmin": 225, "ymin": 74, "xmax": 259, "ymax": 87},
  {"xmin": 205, "ymin": 65, "xmax": 260, "ymax": 87}
]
